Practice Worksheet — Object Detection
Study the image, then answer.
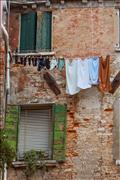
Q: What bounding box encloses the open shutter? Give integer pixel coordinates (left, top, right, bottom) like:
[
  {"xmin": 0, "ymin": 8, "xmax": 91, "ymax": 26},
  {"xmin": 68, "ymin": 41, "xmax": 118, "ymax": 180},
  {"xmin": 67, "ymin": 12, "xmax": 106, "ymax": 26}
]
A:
[
  {"xmin": 20, "ymin": 12, "xmax": 36, "ymax": 52},
  {"xmin": 52, "ymin": 104, "xmax": 67, "ymax": 162},
  {"xmin": 5, "ymin": 106, "xmax": 20, "ymax": 151},
  {"xmin": 36, "ymin": 12, "xmax": 52, "ymax": 51}
]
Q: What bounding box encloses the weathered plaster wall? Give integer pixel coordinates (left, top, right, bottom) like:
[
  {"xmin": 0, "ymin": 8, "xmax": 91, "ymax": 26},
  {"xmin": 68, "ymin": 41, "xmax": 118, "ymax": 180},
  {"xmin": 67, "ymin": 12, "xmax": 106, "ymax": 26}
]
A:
[
  {"xmin": 8, "ymin": 5, "xmax": 120, "ymax": 180},
  {"xmin": 53, "ymin": 7, "xmax": 115, "ymax": 58}
]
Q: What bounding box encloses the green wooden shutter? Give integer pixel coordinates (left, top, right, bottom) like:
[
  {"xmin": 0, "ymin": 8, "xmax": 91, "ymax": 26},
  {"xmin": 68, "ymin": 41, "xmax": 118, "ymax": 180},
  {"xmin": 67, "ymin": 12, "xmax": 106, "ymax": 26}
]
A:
[
  {"xmin": 36, "ymin": 12, "xmax": 52, "ymax": 51},
  {"xmin": 5, "ymin": 106, "xmax": 20, "ymax": 152},
  {"xmin": 20, "ymin": 12, "xmax": 36, "ymax": 52},
  {"xmin": 52, "ymin": 104, "xmax": 67, "ymax": 162}
]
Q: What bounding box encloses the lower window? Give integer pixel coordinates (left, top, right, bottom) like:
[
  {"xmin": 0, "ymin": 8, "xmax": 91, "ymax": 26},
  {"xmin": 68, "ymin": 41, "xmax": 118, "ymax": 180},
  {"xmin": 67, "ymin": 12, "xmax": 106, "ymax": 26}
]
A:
[
  {"xmin": 17, "ymin": 105, "xmax": 52, "ymax": 160},
  {"xmin": 6, "ymin": 104, "xmax": 67, "ymax": 162}
]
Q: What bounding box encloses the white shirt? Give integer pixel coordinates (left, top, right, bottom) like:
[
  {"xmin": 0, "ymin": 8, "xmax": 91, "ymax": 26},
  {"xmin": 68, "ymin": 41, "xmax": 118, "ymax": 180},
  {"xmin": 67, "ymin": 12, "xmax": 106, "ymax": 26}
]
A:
[
  {"xmin": 65, "ymin": 59, "xmax": 80, "ymax": 95},
  {"xmin": 50, "ymin": 58, "xmax": 58, "ymax": 70},
  {"xmin": 77, "ymin": 58, "xmax": 91, "ymax": 89}
]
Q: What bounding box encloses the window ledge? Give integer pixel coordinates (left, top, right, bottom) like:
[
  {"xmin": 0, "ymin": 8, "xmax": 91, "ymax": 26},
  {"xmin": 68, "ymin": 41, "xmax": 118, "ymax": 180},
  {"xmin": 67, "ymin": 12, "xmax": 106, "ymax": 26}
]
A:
[
  {"xmin": 115, "ymin": 47, "xmax": 120, "ymax": 52},
  {"xmin": 13, "ymin": 51, "xmax": 55, "ymax": 57},
  {"xmin": 12, "ymin": 160, "xmax": 58, "ymax": 168}
]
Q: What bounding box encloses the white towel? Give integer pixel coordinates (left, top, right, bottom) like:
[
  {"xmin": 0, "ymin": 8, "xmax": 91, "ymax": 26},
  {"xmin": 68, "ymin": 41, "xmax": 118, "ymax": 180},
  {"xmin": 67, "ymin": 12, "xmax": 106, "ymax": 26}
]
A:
[
  {"xmin": 65, "ymin": 59, "xmax": 80, "ymax": 95},
  {"xmin": 77, "ymin": 58, "xmax": 91, "ymax": 89},
  {"xmin": 50, "ymin": 58, "xmax": 58, "ymax": 70}
]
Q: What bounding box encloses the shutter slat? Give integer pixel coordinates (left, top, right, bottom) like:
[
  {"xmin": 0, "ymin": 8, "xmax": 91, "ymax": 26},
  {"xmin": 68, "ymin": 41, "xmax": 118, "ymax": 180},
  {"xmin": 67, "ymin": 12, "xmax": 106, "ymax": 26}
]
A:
[
  {"xmin": 36, "ymin": 12, "xmax": 51, "ymax": 51},
  {"xmin": 17, "ymin": 108, "xmax": 52, "ymax": 159},
  {"xmin": 20, "ymin": 12, "xmax": 36, "ymax": 52}
]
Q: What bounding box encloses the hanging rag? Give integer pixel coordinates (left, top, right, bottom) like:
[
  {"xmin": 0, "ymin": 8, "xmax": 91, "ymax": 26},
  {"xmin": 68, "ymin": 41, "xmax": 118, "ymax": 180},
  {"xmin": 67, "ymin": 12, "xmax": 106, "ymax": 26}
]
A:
[
  {"xmin": 23, "ymin": 56, "xmax": 27, "ymax": 66},
  {"xmin": 37, "ymin": 57, "xmax": 45, "ymax": 71},
  {"xmin": 88, "ymin": 57, "xmax": 99, "ymax": 85},
  {"xmin": 32, "ymin": 57, "xmax": 35, "ymax": 66},
  {"xmin": 43, "ymin": 71, "xmax": 61, "ymax": 95},
  {"xmin": 28, "ymin": 57, "xmax": 31, "ymax": 66},
  {"xmin": 65, "ymin": 59, "xmax": 80, "ymax": 95},
  {"xmin": 109, "ymin": 71, "xmax": 120, "ymax": 94},
  {"xmin": 50, "ymin": 58, "xmax": 58, "ymax": 70},
  {"xmin": 77, "ymin": 58, "xmax": 91, "ymax": 89},
  {"xmin": 20, "ymin": 57, "xmax": 24, "ymax": 65},
  {"xmin": 98, "ymin": 55, "xmax": 111, "ymax": 92},
  {"xmin": 15, "ymin": 54, "xmax": 18, "ymax": 64},
  {"xmin": 58, "ymin": 58, "xmax": 65, "ymax": 70},
  {"xmin": 45, "ymin": 57, "xmax": 50, "ymax": 69},
  {"xmin": 34, "ymin": 57, "xmax": 38, "ymax": 66}
]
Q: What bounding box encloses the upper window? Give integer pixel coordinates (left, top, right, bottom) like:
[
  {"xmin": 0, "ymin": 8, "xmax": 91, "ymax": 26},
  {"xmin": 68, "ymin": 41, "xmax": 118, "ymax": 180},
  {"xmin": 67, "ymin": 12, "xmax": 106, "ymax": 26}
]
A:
[
  {"xmin": 116, "ymin": 9, "xmax": 120, "ymax": 50},
  {"xmin": 20, "ymin": 11, "xmax": 52, "ymax": 52}
]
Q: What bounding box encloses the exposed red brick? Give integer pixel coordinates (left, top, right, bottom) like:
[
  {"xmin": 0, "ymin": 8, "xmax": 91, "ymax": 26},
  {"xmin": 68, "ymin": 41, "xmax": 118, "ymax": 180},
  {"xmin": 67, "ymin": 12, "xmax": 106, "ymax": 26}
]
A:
[{"xmin": 104, "ymin": 108, "xmax": 113, "ymax": 112}]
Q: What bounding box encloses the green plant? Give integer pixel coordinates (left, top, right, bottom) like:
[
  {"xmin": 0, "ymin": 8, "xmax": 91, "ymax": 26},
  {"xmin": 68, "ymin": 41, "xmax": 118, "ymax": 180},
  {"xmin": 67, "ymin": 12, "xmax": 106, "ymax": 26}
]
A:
[
  {"xmin": 0, "ymin": 130, "xmax": 16, "ymax": 170},
  {"xmin": 24, "ymin": 150, "xmax": 38, "ymax": 177},
  {"xmin": 24, "ymin": 150, "xmax": 47, "ymax": 178}
]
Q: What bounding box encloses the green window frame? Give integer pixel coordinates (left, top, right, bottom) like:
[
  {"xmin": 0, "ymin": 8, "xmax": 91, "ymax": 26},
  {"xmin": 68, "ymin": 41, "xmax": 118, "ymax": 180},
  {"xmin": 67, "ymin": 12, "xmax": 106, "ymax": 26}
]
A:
[
  {"xmin": 20, "ymin": 11, "xmax": 52, "ymax": 52},
  {"xmin": 7, "ymin": 104, "xmax": 67, "ymax": 162}
]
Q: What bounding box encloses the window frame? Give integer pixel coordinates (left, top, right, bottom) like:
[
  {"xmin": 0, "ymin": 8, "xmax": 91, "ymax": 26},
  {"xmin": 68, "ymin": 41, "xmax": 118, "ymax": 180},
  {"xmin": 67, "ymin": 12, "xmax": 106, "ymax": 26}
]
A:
[
  {"xmin": 6, "ymin": 103, "xmax": 67, "ymax": 167},
  {"xmin": 115, "ymin": 9, "xmax": 120, "ymax": 51},
  {"xmin": 19, "ymin": 11, "xmax": 53, "ymax": 53},
  {"xmin": 16, "ymin": 104, "xmax": 54, "ymax": 161}
]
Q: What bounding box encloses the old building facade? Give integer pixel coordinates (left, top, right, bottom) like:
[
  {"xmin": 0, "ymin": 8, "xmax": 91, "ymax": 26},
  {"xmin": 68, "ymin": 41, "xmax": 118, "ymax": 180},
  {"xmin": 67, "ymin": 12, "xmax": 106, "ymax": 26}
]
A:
[
  {"xmin": 0, "ymin": 0, "xmax": 10, "ymax": 129},
  {"xmin": 8, "ymin": 0, "xmax": 120, "ymax": 179}
]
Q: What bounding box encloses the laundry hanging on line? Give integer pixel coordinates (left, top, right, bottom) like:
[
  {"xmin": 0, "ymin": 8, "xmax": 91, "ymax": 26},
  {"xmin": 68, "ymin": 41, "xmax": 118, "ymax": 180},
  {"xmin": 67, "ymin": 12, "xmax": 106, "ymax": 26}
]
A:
[
  {"xmin": 77, "ymin": 58, "xmax": 92, "ymax": 89},
  {"xmin": 88, "ymin": 57, "xmax": 99, "ymax": 85},
  {"xmin": 14, "ymin": 55, "xmax": 65, "ymax": 71},
  {"xmin": 65, "ymin": 59, "xmax": 81, "ymax": 95},
  {"xmin": 13, "ymin": 54, "xmax": 111, "ymax": 95},
  {"xmin": 57, "ymin": 58, "xmax": 65, "ymax": 70},
  {"xmin": 98, "ymin": 55, "xmax": 111, "ymax": 92},
  {"xmin": 65, "ymin": 56, "xmax": 111, "ymax": 95},
  {"xmin": 50, "ymin": 58, "xmax": 58, "ymax": 70}
]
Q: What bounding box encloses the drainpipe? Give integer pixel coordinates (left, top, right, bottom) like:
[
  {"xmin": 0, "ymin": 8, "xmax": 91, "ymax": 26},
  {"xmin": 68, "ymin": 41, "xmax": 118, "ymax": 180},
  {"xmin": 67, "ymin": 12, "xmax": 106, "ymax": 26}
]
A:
[
  {"xmin": 0, "ymin": 1, "xmax": 9, "ymax": 180},
  {"xmin": 0, "ymin": 0, "xmax": 9, "ymax": 52},
  {"xmin": 0, "ymin": 0, "xmax": 10, "ymax": 95}
]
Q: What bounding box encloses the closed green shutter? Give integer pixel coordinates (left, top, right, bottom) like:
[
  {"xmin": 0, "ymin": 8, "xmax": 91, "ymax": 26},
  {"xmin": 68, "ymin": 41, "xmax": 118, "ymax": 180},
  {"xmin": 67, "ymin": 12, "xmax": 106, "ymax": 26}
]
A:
[
  {"xmin": 36, "ymin": 12, "xmax": 52, "ymax": 51},
  {"xmin": 20, "ymin": 12, "xmax": 36, "ymax": 52},
  {"xmin": 52, "ymin": 104, "xmax": 67, "ymax": 162},
  {"xmin": 5, "ymin": 106, "xmax": 20, "ymax": 152}
]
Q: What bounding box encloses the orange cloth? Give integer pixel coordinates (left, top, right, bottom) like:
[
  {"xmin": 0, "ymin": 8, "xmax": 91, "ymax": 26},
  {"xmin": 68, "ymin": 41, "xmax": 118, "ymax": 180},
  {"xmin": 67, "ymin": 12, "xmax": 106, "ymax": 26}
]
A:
[{"xmin": 98, "ymin": 55, "xmax": 111, "ymax": 92}]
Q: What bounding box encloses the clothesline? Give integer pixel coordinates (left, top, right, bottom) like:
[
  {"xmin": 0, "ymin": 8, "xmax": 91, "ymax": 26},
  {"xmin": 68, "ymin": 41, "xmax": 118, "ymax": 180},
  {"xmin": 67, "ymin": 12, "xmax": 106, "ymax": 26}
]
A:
[
  {"xmin": 12, "ymin": 55, "xmax": 112, "ymax": 95},
  {"xmin": 12, "ymin": 51, "xmax": 116, "ymax": 60}
]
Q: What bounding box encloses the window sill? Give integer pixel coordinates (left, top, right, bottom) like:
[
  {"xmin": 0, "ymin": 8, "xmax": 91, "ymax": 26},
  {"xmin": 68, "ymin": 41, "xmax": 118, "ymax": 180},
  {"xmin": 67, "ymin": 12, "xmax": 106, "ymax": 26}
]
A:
[
  {"xmin": 12, "ymin": 160, "xmax": 58, "ymax": 168},
  {"xmin": 13, "ymin": 51, "xmax": 55, "ymax": 56},
  {"xmin": 115, "ymin": 47, "xmax": 120, "ymax": 52}
]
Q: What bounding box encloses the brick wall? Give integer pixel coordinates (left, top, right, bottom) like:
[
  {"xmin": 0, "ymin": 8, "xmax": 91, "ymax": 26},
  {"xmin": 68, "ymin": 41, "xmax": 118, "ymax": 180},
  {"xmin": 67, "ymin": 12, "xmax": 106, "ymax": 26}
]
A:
[{"xmin": 8, "ymin": 5, "xmax": 120, "ymax": 180}]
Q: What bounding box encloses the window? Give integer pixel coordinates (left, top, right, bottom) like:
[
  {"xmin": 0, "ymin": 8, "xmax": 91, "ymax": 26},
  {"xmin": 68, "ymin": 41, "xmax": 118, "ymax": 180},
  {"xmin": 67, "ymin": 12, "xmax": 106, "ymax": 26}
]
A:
[
  {"xmin": 20, "ymin": 11, "xmax": 52, "ymax": 52},
  {"xmin": 116, "ymin": 9, "xmax": 120, "ymax": 49},
  {"xmin": 113, "ymin": 98, "xmax": 120, "ymax": 165},
  {"xmin": 8, "ymin": 104, "xmax": 67, "ymax": 162},
  {"xmin": 17, "ymin": 105, "xmax": 52, "ymax": 159}
]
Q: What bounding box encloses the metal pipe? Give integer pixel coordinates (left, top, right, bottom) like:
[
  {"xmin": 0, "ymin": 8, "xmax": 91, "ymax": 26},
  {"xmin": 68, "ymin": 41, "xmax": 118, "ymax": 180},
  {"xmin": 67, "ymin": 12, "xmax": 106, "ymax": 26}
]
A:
[
  {"xmin": 3, "ymin": 163, "xmax": 7, "ymax": 180},
  {"xmin": 0, "ymin": 0, "xmax": 9, "ymax": 52},
  {"xmin": 0, "ymin": 0, "xmax": 10, "ymax": 91}
]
